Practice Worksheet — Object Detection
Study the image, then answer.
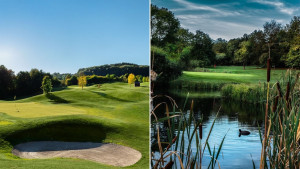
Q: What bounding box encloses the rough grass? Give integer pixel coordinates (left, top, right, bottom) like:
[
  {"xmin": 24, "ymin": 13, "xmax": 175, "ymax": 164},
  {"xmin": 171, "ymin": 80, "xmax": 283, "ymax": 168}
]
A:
[
  {"xmin": 0, "ymin": 82, "xmax": 149, "ymax": 169},
  {"xmin": 221, "ymin": 83, "xmax": 266, "ymax": 103}
]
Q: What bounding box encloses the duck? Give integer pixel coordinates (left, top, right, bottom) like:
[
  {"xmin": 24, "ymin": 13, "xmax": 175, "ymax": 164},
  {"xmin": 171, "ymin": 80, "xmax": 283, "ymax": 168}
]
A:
[{"xmin": 239, "ymin": 129, "xmax": 250, "ymax": 136}]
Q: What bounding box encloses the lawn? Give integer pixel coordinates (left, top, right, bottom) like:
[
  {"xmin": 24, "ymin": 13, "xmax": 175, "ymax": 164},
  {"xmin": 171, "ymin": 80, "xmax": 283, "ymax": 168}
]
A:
[
  {"xmin": 0, "ymin": 82, "xmax": 149, "ymax": 169},
  {"xmin": 172, "ymin": 66, "xmax": 290, "ymax": 88}
]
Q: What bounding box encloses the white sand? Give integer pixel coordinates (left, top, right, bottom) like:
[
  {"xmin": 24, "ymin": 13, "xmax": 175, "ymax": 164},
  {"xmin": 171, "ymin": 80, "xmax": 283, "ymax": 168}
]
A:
[{"xmin": 12, "ymin": 141, "xmax": 142, "ymax": 167}]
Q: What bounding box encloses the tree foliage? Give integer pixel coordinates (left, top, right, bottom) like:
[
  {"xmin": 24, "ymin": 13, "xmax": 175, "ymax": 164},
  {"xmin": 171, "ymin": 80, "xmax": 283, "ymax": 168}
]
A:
[
  {"xmin": 151, "ymin": 46, "xmax": 182, "ymax": 83},
  {"xmin": 41, "ymin": 76, "xmax": 52, "ymax": 94},
  {"xmin": 284, "ymin": 35, "xmax": 300, "ymax": 68},
  {"xmin": 78, "ymin": 76, "xmax": 87, "ymax": 90},
  {"xmin": 151, "ymin": 5, "xmax": 300, "ymax": 72},
  {"xmin": 234, "ymin": 41, "xmax": 251, "ymax": 69},
  {"xmin": 77, "ymin": 63, "xmax": 148, "ymax": 77},
  {"xmin": 151, "ymin": 5, "xmax": 180, "ymax": 47},
  {"xmin": 16, "ymin": 71, "xmax": 31, "ymax": 96},
  {"xmin": 0, "ymin": 65, "xmax": 15, "ymax": 99},
  {"xmin": 189, "ymin": 30, "xmax": 215, "ymax": 67},
  {"xmin": 65, "ymin": 75, "xmax": 78, "ymax": 86},
  {"xmin": 128, "ymin": 73, "xmax": 136, "ymax": 86}
]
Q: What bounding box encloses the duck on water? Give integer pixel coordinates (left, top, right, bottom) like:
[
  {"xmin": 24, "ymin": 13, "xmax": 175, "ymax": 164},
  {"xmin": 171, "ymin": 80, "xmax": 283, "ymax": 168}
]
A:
[{"xmin": 239, "ymin": 129, "xmax": 250, "ymax": 137}]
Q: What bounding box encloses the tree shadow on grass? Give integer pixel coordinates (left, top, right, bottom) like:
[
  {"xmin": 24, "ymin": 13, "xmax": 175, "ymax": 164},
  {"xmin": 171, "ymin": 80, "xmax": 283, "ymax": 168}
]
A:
[{"xmin": 46, "ymin": 93, "xmax": 69, "ymax": 104}]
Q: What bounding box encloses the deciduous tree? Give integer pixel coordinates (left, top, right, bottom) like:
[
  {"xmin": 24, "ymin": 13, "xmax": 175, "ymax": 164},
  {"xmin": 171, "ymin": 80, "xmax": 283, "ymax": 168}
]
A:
[
  {"xmin": 0, "ymin": 65, "xmax": 15, "ymax": 99},
  {"xmin": 128, "ymin": 73, "xmax": 136, "ymax": 87},
  {"xmin": 283, "ymin": 35, "xmax": 300, "ymax": 68},
  {"xmin": 234, "ymin": 41, "xmax": 250, "ymax": 69},
  {"xmin": 151, "ymin": 5, "xmax": 180, "ymax": 47},
  {"xmin": 41, "ymin": 76, "xmax": 52, "ymax": 94},
  {"xmin": 78, "ymin": 76, "xmax": 87, "ymax": 90}
]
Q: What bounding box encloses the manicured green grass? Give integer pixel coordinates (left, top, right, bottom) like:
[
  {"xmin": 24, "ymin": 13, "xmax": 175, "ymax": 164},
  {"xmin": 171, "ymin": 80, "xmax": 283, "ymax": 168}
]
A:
[
  {"xmin": 0, "ymin": 102, "xmax": 86, "ymax": 118},
  {"xmin": 170, "ymin": 66, "xmax": 295, "ymax": 90},
  {"xmin": 0, "ymin": 82, "xmax": 149, "ymax": 169},
  {"xmin": 177, "ymin": 66, "xmax": 287, "ymax": 84}
]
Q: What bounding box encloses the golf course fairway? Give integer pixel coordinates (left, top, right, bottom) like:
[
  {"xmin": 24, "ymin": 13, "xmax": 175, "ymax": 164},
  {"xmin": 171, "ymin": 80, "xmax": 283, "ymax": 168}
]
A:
[{"xmin": 0, "ymin": 82, "xmax": 149, "ymax": 169}]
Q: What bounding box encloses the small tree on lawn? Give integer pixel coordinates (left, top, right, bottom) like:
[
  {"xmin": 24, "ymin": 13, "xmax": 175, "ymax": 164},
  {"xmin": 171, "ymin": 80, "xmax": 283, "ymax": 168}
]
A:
[
  {"xmin": 41, "ymin": 75, "xmax": 52, "ymax": 94},
  {"xmin": 78, "ymin": 76, "xmax": 87, "ymax": 90},
  {"xmin": 128, "ymin": 73, "xmax": 135, "ymax": 87},
  {"xmin": 234, "ymin": 41, "xmax": 250, "ymax": 70}
]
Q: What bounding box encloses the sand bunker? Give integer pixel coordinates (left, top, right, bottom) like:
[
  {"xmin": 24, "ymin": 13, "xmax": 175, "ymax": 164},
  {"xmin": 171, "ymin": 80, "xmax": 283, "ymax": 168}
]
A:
[{"xmin": 12, "ymin": 141, "xmax": 142, "ymax": 167}]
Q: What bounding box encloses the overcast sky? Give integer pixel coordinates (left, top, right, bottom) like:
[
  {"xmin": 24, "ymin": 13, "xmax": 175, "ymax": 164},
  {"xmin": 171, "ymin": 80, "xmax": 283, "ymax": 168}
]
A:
[
  {"xmin": 152, "ymin": 0, "xmax": 300, "ymax": 40},
  {"xmin": 0, "ymin": 0, "xmax": 149, "ymax": 74}
]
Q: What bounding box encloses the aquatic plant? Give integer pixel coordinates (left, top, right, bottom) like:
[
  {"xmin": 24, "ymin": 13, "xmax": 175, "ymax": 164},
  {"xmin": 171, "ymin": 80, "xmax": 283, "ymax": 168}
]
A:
[
  {"xmin": 151, "ymin": 94, "xmax": 227, "ymax": 169},
  {"xmin": 221, "ymin": 84, "xmax": 265, "ymax": 103},
  {"xmin": 259, "ymin": 70, "xmax": 300, "ymax": 169}
]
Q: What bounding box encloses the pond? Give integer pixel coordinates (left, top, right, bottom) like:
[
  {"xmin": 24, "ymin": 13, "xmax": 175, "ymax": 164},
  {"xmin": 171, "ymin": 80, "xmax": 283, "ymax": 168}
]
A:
[{"xmin": 151, "ymin": 89, "xmax": 265, "ymax": 169}]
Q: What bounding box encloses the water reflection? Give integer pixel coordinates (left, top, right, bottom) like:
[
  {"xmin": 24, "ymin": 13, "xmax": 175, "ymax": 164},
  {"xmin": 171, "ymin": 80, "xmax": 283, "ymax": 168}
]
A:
[{"xmin": 151, "ymin": 89, "xmax": 265, "ymax": 168}]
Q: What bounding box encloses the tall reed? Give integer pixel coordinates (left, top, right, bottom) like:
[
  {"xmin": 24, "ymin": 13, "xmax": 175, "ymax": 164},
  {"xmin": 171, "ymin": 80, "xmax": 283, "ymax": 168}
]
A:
[
  {"xmin": 151, "ymin": 94, "xmax": 227, "ymax": 169},
  {"xmin": 259, "ymin": 70, "xmax": 300, "ymax": 168}
]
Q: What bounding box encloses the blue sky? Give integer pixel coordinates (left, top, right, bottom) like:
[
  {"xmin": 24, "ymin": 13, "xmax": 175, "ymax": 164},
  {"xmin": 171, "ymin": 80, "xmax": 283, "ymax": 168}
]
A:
[
  {"xmin": 152, "ymin": 0, "xmax": 300, "ymax": 40},
  {"xmin": 0, "ymin": 0, "xmax": 149, "ymax": 74}
]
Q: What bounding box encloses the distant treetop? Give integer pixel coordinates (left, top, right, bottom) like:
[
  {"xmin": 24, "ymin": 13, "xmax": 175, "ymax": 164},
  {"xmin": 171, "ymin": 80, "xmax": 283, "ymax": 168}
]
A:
[{"xmin": 77, "ymin": 63, "xmax": 149, "ymax": 77}]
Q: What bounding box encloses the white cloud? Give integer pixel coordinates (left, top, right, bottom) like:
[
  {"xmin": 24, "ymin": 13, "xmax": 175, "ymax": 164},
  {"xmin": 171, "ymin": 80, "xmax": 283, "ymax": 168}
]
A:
[
  {"xmin": 250, "ymin": 0, "xmax": 298, "ymax": 15},
  {"xmin": 154, "ymin": 0, "xmax": 297, "ymax": 40},
  {"xmin": 176, "ymin": 14, "xmax": 260, "ymax": 40},
  {"xmin": 172, "ymin": 0, "xmax": 241, "ymax": 16}
]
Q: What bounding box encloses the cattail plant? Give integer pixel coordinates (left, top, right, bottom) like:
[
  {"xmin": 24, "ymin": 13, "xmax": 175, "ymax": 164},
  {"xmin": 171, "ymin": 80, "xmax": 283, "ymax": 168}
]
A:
[
  {"xmin": 272, "ymin": 96, "xmax": 278, "ymax": 112},
  {"xmin": 260, "ymin": 58, "xmax": 271, "ymax": 169},
  {"xmin": 267, "ymin": 59, "xmax": 271, "ymax": 82},
  {"xmin": 259, "ymin": 70, "xmax": 300, "ymax": 169},
  {"xmin": 276, "ymin": 82, "xmax": 282, "ymax": 98},
  {"xmin": 151, "ymin": 94, "xmax": 226, "ymax": 169},
  {"xmin": 199, "ymin": 123, "xmax": 202, "ymax": 140}
]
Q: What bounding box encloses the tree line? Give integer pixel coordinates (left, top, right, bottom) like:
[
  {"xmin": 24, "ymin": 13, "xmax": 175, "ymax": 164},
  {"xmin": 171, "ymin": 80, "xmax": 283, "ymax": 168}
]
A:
[
  {"xmin": 77, "ymin": 62, "xmax": 149, "ymax": 77},
  {"xmin": 151, "ymin": 5, "xmax": 300, "ymax": 83},
  {"xmin": 0, "ymin": 65, "xmax": 149, "ymax": 99},
  {"xmin": 0, "ymin": 65, "xmax": 61, "ymax": 99}
]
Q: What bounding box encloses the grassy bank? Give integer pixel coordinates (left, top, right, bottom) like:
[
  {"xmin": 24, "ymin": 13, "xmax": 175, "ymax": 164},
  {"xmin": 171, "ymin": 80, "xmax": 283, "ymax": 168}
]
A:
[
  {"xmin": 0, "ymin": 82, "xmax": 149, "ymax": 169},
  {"xmin": 170, "ymin": 66, "xmax": 299, "ymax": 103},
  {"xmin": 221, "ymin": 84, "xmax": 266, "ymax": 103}
]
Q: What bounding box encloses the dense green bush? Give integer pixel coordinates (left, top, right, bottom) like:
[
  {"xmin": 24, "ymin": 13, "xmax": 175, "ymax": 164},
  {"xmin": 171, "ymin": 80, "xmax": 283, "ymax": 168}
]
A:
[
  {"xmin": 86, "ymin": 75, "xmax": 119, "ymax": 85},
  {"xmin": 65, "ymin": 76, "xmax": 78, "ymax": 86},
  {"xmin": 85, "ymin": 74, "xmax": 149, "ymax": 85},
  {"xmin": 151, "ymin": 46, "xmax": 182, "ymax": 84}
]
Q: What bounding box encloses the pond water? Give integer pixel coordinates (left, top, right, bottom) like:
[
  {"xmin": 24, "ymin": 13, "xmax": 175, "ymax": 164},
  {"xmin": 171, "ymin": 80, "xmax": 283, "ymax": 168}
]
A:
[{"xmin": 151, "ymin": 89, "xmax": 265, "ymax": 169}]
